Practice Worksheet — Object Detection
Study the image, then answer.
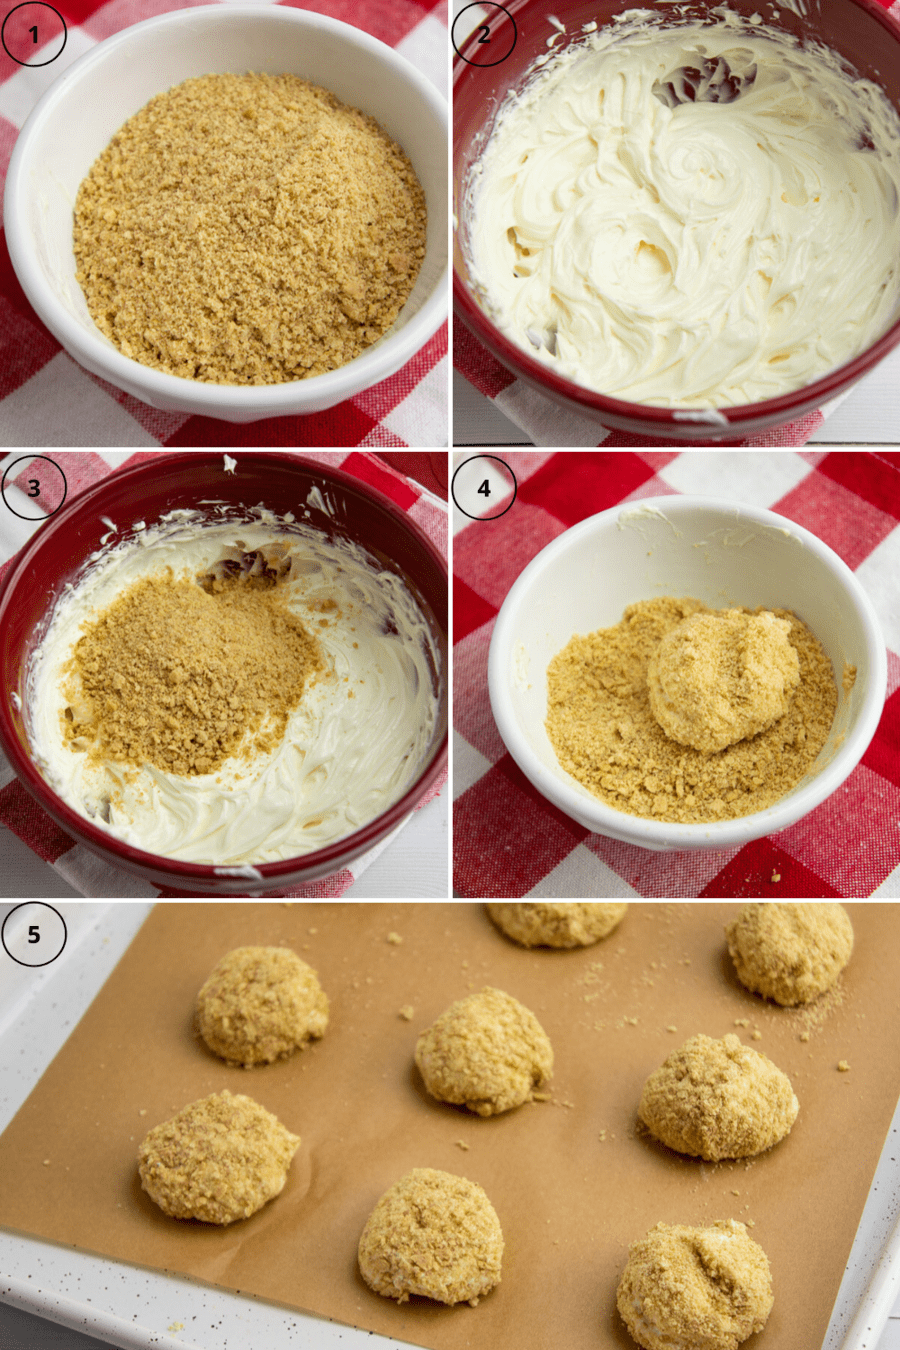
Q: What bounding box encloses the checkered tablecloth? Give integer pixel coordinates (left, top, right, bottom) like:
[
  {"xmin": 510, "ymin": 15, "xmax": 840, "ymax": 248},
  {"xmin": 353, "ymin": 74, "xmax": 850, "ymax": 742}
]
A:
[
  {"xmin": 454, "ymin": 0, "xmax": 900, "ymax": 449},
  {"xmin": 453, "ymin": 451, "xmax": 900, "ymax": 898},
  {"xmin": 0, "ymin": 0, "xmax": 447, "ymax": 449},
  {"xmin": 0, "ymin": 450, "xmax": 448, "ymax": 898}
]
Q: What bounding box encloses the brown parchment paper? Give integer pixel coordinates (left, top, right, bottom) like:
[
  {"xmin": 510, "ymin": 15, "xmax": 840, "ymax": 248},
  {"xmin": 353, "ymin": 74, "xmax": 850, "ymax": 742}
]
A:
[{"xmin": 1, "ymin": 903, "xmax": 900, "ymax": 1350}]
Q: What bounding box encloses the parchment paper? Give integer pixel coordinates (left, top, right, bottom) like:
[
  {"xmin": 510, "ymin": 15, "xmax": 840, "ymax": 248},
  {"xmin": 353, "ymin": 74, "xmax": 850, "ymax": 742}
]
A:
[{"xmin": 1, "ymin": 903, "xmax": 899, "ymax": 1350}]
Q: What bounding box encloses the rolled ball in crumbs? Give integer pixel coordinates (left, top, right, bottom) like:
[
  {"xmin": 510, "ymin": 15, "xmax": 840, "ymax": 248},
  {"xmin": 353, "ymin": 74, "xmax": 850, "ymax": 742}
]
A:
[
  {"xmin": 725, "ymin": 902, "xmax": 853, "ymax": 1005},
  {"xmin": 358, "ymin": 1168, "xmax": 503, "ymax": 1305},
  {"xmin": 617, "ymin": 1219, "xmax": 773, "ymax": 1350},
  {"xmin": 197, "ymin": 946, "xmax": 329, "ymax": 1065},
  {"xmin": 415, "ymin": 986, "xmax": 553, "ymax": 1116},
  {"xmin": 486, "ymin": 902, "xmax": 627, "ymax": 948},
  {"xmin": 638, "ymin": 1033, "xmax": 799, "ymax": 1160},
  {"xmin": 138, "ymin": 1090, "xmax": 300, "ymax": 1224}
]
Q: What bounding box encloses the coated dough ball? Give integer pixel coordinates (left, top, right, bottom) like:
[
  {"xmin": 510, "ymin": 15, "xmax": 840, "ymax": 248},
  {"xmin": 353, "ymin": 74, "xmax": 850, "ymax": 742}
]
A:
[
  {"xmin": 415, "ymin": 986, "xmax": 553, "ymax": 1116},
  {"xmin": 138, "ymin": 1090, "xmax": 300, "ymax": 1224},
  {"xmin": 358, "ymin": 1168, "xmax": 503, "ymax": 1305},
  {"xmin": 647, "ymin": 609, "xmax": 800, "ymax": 754},
  {"xmin": 617, "ymin": 1219, "xmax": 773, "ymax": 1350},
  {"xmin": 196, "ymin": 945, "xmax": 329, "ymax": 1065},
  {"xmin": 486, "ymin": 902, "xmax": 627, "ymax": 948},
  {"xmin": 638, "ymin": 1033, "xmax": 799, "ymax": 1161},
  {"xmin": 726, "ymin": 902, "xmax": 853, "ymax": 1006}
]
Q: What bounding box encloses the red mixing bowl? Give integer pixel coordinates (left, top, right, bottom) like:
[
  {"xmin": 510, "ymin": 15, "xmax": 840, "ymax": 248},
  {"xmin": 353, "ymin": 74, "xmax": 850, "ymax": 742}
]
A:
[
  {"xmin": 0, "ymin": 453, "xmax": 448, "ymax": 895},
  {"xmin": 453, "ymin": 0, "xmax": 900, "ymax": 441}
]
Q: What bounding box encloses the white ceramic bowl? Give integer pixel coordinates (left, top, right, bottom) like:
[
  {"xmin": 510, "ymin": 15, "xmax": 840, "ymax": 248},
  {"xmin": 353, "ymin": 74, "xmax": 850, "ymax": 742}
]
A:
[
  {"xmin": 3, "ymin": 5, "xmax": 448, "ymax": 423},
  {"xmin": 488, "ymin": 496, "xmax": 887, "ymax": 852}
]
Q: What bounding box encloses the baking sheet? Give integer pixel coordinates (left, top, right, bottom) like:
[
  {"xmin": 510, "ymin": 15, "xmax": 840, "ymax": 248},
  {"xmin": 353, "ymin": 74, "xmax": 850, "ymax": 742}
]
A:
[{"xmin": 1, "ymin": 903, "xmax": 900, "ymax": 1350}]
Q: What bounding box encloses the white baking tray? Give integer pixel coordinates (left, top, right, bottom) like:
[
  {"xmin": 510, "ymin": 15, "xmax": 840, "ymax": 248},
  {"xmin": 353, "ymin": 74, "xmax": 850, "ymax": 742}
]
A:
[{"xmin": 1, "ymin": 902, "xmax": 899, "ymax": 1350}]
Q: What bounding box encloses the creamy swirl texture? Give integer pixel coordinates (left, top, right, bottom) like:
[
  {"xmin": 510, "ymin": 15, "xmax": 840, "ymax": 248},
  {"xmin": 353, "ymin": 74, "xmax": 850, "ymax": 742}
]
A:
[
  {"xmin": 27, "ymin": 507, "xmax": 440, "ymax": 865},
  {"xmin": 467, "ymin": 8, "xmax": 900, "ymax": 408}
]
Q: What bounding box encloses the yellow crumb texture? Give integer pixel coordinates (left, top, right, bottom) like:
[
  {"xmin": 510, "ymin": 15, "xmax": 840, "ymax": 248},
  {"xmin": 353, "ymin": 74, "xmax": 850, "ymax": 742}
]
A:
[
  {"xmin": 725, "ymin": 903, "xmax": 853, "ymax": 1006},
  {"xmin": 358, "ymin": 1168, "xmax": 503, "ymax": 1305},
  {"xmin": 648, "ymin": 609, "xmax": 800, "ymax": 754},
  {"xmin": 617, "ymin": 1219, "xmax": 774, "ymax": 1350},
  {"xmin": 415, "ymin": 986, "xmax": 553, "ymax": 1116},
  {"xmin": 74, "ymin": 73, "xmax": 426, "ymax": 385},
  {"xmin": 638, "ymin": 1033, "xmax": 799, "ymax": 1161},
  {"xmin": 486, "ymin": 901, "xmax": 628, "ymax": 948},
  {"xmin": 546, "ymin": 598, "xmax": 836, "ymax": 824},
  {"xmin": 62, "ymin": 553, "xmax": 323, "ymax": 778},
  {"xmin": 138, "ymin": 1090, "xmax": 300, "ymax": 1224},
  {"xmin": 196, "ymin": 946, "xmax": 329, "ymax": 1066}
]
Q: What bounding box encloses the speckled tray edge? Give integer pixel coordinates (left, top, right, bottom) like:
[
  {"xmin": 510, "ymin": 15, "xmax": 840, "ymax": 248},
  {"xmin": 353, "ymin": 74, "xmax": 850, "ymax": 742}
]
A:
[{"xmin": 0, "ymin": 902, "xmax": 898, "ymax": 1350}]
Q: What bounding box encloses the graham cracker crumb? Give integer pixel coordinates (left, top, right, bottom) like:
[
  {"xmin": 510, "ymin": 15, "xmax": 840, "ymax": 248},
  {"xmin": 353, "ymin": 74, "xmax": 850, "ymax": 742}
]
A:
[
  {"xmin": 387, "ymin": 932, "xmax": 403, "ymax": 945},
  {"xmin": 838, "ymin": 1060, "xmax": 851, "ymax": 1072},
  {"xmin": 74, "ymin": 73, "xmax": 426, "ymax": 384},
  {"xmin": 62, "ymin": 553, "xmax": 323, "ymax": 778},
  {"xmin": 546, "ymin": 598, "xmax": 836, "ymax": 823},
  {"xmin": 398, "ymin": 1005, "xmax": 415, "ymax": 1021}
]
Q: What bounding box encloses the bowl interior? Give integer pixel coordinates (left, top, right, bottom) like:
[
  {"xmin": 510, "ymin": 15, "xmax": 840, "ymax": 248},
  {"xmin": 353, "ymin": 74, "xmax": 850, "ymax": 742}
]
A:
[
  {"xmin": 453, "ymin": 0, "xmax": 900, "ymax": 436},
  {"xmin": 492, "ymin": 500, "xmax": 882, "ymax": 842},
  {"xmin": 11, "ymin": 7, "xmax": 447, "ymax": 405},
  {"xmin": 0, "ymin": 453, "xmax": 448, "ymax": 891}
]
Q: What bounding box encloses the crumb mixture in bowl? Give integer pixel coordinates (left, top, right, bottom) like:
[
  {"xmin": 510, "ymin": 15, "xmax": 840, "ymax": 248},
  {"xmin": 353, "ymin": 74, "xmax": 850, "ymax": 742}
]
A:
[
  {"xmin": 546, "ymin": 597, "xmax": 837, "ymax": 823},
  {"xmin": 62, "ymin": 551, "xmax": 324, "ymax": 777},
  {"xmin": 26, "ymin": 505, "xmax": 439, "ymax": 866},
  {"xmin": 74, "ymin": 73, "xmax": 427, "ymax": 384}
]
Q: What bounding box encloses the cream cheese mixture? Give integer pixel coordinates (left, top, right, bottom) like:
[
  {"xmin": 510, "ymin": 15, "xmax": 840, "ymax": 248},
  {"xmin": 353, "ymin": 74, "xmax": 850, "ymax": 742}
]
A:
[
  {"xmin": 467, "ymin": 7, "xmax": 900, "ymax": 408},
  {"xmin": 27, "ymin": 505, "xmax": 439, "ymax": 866}
]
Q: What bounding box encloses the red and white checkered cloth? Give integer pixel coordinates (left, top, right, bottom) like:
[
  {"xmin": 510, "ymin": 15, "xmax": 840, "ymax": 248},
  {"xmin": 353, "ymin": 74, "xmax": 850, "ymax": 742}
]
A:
[
  {"xmin": 0, "ymin": 0, "xmax": 447, "ymax": 449},
  {"xmin": 0, "ymin": 450, "xmax": 448, "ymax": 898},
  {"xmin": 454, "ymin": 0, "xmax": 900, "ymax": 449},
  {"xmin": 453, "ymin": 451, "xmax": 900, "ymax": 898}
]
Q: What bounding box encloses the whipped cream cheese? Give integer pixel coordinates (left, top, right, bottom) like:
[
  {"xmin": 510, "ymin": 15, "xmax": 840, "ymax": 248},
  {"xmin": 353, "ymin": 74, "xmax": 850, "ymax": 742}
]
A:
[
  {"xmin": 27, "ymin": 507, "xmax": 440, "ymax": 866},
  {"xmin": 467, "ymin": 7, "xmax": 900, "ymax": 407}
]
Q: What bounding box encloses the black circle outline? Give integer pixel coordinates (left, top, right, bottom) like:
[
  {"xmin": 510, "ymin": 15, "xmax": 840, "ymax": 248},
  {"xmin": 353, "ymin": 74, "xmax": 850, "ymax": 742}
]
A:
[
  {"xmin": 452, "ymin": 3, "xmax": 517, "ymax": 67},
  {"xmin": 1, "ymin": 455, "xmax": 68, "ymax": 520},
  {"xmin": 452, "ymin": 455, "xmax": 518, "ymax": 521},
  {"xmin": 1, "ymin": 2, "xmax": 67, "ymax": 66},
  {"xmin": 1, "ymin": 903, "xmax": 68, "ymax": 968}
]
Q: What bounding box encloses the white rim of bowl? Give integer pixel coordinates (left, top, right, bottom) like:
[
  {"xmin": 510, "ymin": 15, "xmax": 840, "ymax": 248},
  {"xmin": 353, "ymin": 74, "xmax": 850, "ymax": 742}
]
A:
[
  {"xmin": 4, "ymin": 5, "xmax": 448, "ymax": 411},
  {"xmin": 488, "ymin": 496, "xmax": 888, "ymax": 848}
]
